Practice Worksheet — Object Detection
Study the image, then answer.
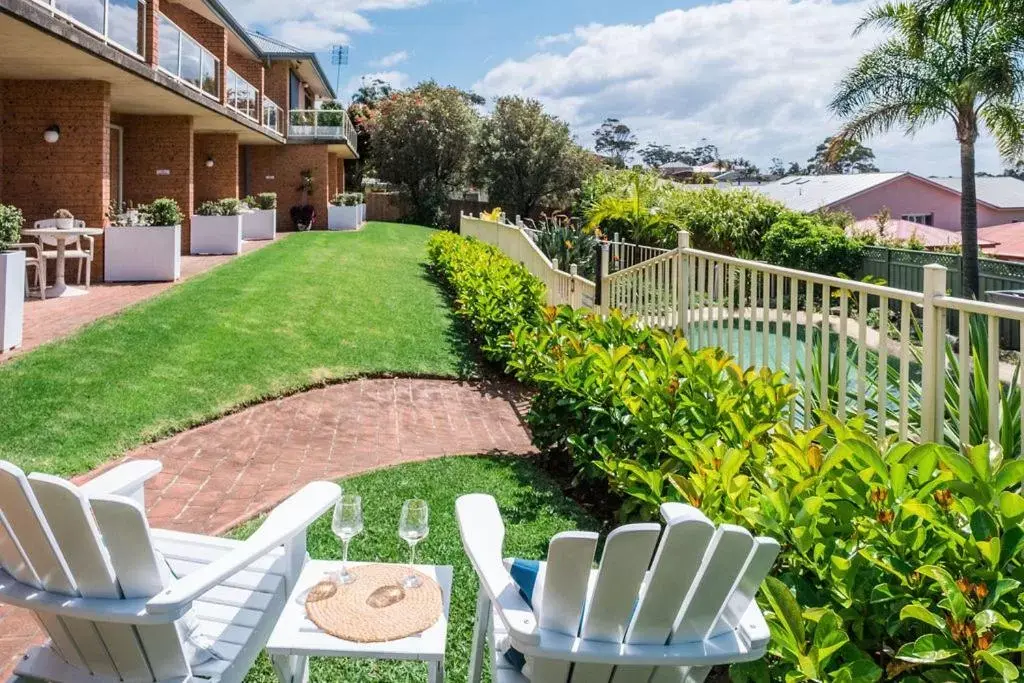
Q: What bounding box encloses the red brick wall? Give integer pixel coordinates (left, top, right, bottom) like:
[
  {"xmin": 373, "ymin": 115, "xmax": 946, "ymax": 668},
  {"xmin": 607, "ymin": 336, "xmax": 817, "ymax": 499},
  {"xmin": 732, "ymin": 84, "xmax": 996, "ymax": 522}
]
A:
[
  {"xmin": 338, "ymin": 156, "xmax": 346, "ymax": 193},
  {"xmin": 160, "ymin": 3, "xmax": 228, "ymax": 105},
  {"xmin": 265, "ymin": 62, "xmax": 290, "ymax": 113},
  {"xmin": 1, "ymin": 80, "xmax": 110, "ymax": 281},
  {"xmin": 248, "ymin": 145, "xmax": 330, "ymax": 230},
  {"xmin": 194, "ymin": 133, "xmax": 238, "ymax": 203},
  {"xmin": 328, "ymin": 152, "xmax": 338, "ymax": 199},
  {"xmin": 119, "ymin": 114, "xmax": 194, "ymax": 252}
]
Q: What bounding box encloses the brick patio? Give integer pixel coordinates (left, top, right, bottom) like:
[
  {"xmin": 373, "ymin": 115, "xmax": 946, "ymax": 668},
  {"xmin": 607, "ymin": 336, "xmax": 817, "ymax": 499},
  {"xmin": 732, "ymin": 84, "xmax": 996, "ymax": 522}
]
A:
[
  {"xmin": 2, "ymin": 236, "xmax": 282, "ymax": 362},
  {"xmin": 0, "ymin": 376, "xmax": 536, "ymax": 677}
]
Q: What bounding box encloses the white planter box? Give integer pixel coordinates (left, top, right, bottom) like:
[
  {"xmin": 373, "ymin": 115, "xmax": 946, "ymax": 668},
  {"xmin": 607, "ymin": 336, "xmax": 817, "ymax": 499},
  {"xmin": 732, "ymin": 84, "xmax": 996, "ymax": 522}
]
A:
[
  {"xmin": 105, "ymin": 225, "xmax": 181, "ymax": 282},
  {"xmin": 242, "ymin": 209, "xmax": 276, "ymax": 241},
  {"xmin": 328, "ymin": 204, "xmax": 364, "ymax": 231},
  {"xmin": 0, "ymin": 251, "xmax": 25, "ymax": 353},
  {"xmin": 190, "ymin": 214, "xmax": 243, "ymax": 255}
]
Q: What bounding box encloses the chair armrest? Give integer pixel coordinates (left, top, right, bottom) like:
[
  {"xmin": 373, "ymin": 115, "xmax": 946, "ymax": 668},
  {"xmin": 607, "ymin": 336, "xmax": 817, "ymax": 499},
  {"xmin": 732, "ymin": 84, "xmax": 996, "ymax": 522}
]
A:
[
  {"xmin": 12, "ymin": 243, "xmax": 40, "ymax": 258},
  {"xmin": 82, "ymin": 235, "xmax": 95, "ymax": 254},
  {"xmin": 456, "ymin": 494, "xmax": 539, "ymax": 647},
  {"xmin": 81, "ymin": 460, "xmax": 162, "ymax": 505},
  {"xmin": 145, "ymin": 481, "xmax": 340, "ymax": 614}
]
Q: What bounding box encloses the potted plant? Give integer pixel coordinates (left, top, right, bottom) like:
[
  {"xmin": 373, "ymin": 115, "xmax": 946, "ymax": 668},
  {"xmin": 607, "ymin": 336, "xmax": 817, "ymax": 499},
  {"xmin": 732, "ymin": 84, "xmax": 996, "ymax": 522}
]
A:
[
  {"xmin": 0, "ymin": 203, "xmax": 26, "ymax": 352},
  {"xmin": 241, "ymin": 193, "xmax": 277, "ymax": 241},
  {"xmin": 53, "ymin": 209, "xmax": 75, "ymax": 230},
  {"xmin": 291, "ymin": 170, "xmax": 316, "ymax": 231},
  {"xmin": 105, "ymin": 199, "xmax": 182, "ymax": 282},
  {"xmin": 328, "ymin": 192, "xmax": 365, "ymax": 231},
  {"xmin": 191, "ymin": 198, "xmax": 243, "ymax": 255}
]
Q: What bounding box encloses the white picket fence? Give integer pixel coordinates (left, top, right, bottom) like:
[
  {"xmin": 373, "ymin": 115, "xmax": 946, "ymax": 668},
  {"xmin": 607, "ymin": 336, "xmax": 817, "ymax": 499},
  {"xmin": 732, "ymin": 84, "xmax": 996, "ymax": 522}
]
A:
[
  {"xmin": 460, "ymin": 214, "xmax": 595, "ymax": 308},
  {"xmin": 463, "ymin": 214, "xmax": 1024, "ymax": 454}
]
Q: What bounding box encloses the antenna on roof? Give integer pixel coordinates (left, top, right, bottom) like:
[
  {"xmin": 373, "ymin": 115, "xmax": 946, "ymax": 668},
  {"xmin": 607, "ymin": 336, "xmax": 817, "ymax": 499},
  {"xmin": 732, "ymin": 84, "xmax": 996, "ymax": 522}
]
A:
[{"xmin": 330, "ymin": 45, "xmax": 349, "ymax": 98}]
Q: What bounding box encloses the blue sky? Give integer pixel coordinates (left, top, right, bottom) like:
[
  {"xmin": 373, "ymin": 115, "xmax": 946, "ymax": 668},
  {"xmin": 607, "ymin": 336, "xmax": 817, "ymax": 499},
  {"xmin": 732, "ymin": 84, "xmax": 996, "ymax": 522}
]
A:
[{"xmin": 227, "ymin": 0, "xmax": 1006, "ymax": 176}]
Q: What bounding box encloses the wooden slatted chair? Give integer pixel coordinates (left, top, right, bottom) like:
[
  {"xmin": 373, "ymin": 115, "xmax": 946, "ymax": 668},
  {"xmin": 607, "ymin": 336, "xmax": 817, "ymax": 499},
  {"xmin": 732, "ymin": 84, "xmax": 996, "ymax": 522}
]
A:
[
  {"xmin": 456, "ymin": 494, "xmax": 780, "ymax": 683},
  {"xmin": 0, "ymin": 459, "xmax": 340, "ymax": 683}
]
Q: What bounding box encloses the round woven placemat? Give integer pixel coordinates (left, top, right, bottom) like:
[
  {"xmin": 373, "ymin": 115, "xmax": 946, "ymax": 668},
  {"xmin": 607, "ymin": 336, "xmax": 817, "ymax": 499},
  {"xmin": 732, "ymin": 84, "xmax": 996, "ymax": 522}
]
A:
[{"xmin": 305, "ymin": 564, "xmax": 442, "ymax": 643}]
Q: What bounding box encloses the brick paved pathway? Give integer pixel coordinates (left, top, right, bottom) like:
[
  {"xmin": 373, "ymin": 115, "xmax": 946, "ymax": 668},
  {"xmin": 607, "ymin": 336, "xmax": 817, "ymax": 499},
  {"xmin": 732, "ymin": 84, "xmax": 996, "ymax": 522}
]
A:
[
  {"xmin": 2, "ymin": 236, "xmax": 281, "ymax": 363},
  {"xmin": 0, "ymin": 377, "xmax": 536, "ymax": 676}
]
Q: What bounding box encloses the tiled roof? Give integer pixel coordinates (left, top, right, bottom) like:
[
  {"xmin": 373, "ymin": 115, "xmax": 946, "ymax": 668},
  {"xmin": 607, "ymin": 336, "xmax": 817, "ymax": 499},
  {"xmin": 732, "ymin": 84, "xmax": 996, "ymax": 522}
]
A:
[
  {"xmin": 851, "ymin": 218, "xmax": 996, "ymax": 249},
  {"xmin": 931, "ymin": 177, "xmax": 1024, "ymax": 209},
  {"xmin": 979, "ymin": 222, "xmax": 1024, "ymax": 260},
  {"xmin": 247, "ymin": 31, "xmax": 306, "ymax": 55}
]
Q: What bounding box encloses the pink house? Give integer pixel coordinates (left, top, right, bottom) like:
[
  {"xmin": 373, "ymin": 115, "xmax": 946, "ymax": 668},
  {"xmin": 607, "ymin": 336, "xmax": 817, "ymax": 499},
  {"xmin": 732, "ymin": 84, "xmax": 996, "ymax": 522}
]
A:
[{"xmin": 749, "ymin": 173, "xmax": 1024, "ymax": 231}]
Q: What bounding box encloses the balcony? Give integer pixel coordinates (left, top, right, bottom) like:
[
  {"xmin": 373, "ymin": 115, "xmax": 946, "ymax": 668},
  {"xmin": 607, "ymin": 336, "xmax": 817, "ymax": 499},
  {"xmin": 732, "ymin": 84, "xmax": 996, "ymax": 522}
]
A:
[
  {"xmin": 288, "ymin": 108, "xmax": 358, "ymax": 154},
  {"xmin": 263, "ymin": 97, "xmax": 284, "ymax": 136},
  {"xmin": 226, "ymin": 68, "xmax": 258, "ymax": 122},
  {"xmin": 156, "ymin": 12, "xmax": 219, "ymax": 99},
  {"xmin": 27, "ymin": 0, "xmax": 148, "ymax": 59}
]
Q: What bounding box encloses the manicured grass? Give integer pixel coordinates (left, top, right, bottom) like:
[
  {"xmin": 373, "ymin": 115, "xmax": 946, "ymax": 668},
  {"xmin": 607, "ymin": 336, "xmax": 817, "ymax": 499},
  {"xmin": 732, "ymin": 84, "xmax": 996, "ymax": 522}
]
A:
[
  {"xmin": 236, "ymin": 456, "xmax": 598, "ymax": 683},
  {"xmin": 0, "ymin": 224, "xmax": 475, "ymax": 476}
]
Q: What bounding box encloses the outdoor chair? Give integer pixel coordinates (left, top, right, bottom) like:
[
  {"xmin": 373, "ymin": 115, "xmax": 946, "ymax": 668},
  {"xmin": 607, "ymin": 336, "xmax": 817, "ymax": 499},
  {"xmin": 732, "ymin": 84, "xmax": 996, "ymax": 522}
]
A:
[
  {"xmin": 32, "ymin": 219, "xmax": 94, "ymax": 289},
  {"xmin": 12, "ymin": 242, "xmax": 45, "ymax": 300},
  {"xmin": 0, "ymin": 459, "xmax": 340, "ymax": 683},
  {"xmin": 456, "ymin": 493, "xmax": 779, "ymax": 683}
]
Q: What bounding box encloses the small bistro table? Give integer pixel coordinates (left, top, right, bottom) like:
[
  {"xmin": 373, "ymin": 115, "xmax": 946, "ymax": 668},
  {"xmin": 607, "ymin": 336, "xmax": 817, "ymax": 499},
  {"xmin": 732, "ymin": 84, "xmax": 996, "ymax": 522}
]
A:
[
  {"xmin": 267, "ymin": 560, "xmax": 453, "ymax": 683},
  {"xmin": 21, "ymin": 226, "xmax": 103, "ymax": 298}
]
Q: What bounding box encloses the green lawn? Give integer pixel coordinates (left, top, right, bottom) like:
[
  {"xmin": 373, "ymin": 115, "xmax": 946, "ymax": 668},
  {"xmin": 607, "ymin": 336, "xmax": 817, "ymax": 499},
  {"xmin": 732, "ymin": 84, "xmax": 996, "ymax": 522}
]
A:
[
  {"xmin": 0, "ymin": 224, "xmax": 475, "ymax": 476},
  {"xmin": 235, "ymin": 456, "xmax": 597, "ymax": 683}
]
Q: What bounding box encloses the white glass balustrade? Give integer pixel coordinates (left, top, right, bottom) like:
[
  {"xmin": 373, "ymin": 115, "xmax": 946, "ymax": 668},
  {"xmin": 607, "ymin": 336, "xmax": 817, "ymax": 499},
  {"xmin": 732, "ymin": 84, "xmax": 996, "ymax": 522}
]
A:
[
  {"xmin": 227, "ymin": 68, "xmax": 259, "ymax": 121},
  {"xmin": 156, "ymin": 12, "xmax": 219, "ymax": 98},
  {"xmin": 30, "ymin": 0, "xmax": 146, "ymax": 57}
]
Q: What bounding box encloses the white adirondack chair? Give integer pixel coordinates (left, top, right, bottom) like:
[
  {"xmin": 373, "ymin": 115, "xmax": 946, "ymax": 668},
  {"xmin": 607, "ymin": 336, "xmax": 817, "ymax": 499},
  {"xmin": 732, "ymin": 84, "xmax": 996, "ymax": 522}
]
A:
[
  {"xmin": 456, "ymin": 494, "xmax": 780, "ymax": 683},
  {"xmin": 0, "ymin": 459, "xmax": 340, "ymax": 683}
]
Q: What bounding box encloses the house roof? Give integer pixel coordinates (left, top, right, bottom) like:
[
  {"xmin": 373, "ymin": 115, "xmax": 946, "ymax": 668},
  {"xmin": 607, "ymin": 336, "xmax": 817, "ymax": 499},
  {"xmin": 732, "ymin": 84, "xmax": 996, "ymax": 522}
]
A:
[
  {"xmin": 246, "ymin": 31, "xmax": 336, "ymax": 100},
  {"xmin": 851, "ymin": 218, "xmax": 997, "ymax": 249},
  {"xmin": 931, "ymin": 177, "xmax": 1024, "ymax": 209},
  {"xmin": 753, "ymin": 173, "xmax": 909, "ymax": 212},
  {"xmin": 979, "ymin": 222, "xmax": 1024, "ymax": 260}
]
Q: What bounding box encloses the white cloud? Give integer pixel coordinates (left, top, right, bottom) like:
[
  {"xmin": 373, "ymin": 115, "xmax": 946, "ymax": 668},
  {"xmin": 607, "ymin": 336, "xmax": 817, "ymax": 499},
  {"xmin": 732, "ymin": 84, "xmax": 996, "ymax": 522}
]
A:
[
  {"xmin": 373, "ymin": 50, "xmax": 410, "ymax": 68},
  {"xmin": 223, "ymin": 0, "xmax": 428, "ymax": 51},
  {"xmin": 476, "ymin": 0, "xmax": 1004, "ymax": 176},
  {"xmin": 535, "ymin": 32, "xmax": 574, "ymax": 48}
]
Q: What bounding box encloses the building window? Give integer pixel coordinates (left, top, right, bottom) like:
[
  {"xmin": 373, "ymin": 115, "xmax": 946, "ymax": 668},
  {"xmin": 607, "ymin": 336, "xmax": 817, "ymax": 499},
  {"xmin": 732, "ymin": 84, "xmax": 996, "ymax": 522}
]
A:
[{"xmin": 902, "ymin": 213, "xmax": 935, "ymax": 226}]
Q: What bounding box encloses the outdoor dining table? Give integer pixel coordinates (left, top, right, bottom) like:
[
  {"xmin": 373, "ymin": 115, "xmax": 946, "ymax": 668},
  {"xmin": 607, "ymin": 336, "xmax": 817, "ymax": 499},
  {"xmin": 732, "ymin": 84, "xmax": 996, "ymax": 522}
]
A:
[{"xmin": 21, "ymin": 226, "xmax": 103, "ymax": 298}]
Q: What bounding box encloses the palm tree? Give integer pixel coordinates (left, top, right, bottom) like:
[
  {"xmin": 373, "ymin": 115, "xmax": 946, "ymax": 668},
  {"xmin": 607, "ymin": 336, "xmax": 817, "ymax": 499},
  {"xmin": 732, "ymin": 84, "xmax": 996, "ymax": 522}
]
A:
[{"xmin": 829, "ymin": 1, "xmax": 1024, "ymax": 297}]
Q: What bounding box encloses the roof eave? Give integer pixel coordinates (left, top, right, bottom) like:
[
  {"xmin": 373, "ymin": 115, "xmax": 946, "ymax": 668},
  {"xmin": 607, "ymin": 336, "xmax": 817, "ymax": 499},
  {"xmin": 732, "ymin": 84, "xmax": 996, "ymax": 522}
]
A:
[{"xmin": 201, "ymin": 0, "xmax": 264, "ymax": 58}]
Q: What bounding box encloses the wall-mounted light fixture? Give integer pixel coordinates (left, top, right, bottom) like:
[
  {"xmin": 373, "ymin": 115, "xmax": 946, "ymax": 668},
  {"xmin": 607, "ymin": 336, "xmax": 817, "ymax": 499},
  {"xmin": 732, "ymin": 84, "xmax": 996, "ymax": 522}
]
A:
[
  {"xmin": 43, "ymin": 125, "xmax": 60, "ymax": 144},
  {"xmin": 205, "ymin": 156, "xmax": 215, "ymax": 168}
]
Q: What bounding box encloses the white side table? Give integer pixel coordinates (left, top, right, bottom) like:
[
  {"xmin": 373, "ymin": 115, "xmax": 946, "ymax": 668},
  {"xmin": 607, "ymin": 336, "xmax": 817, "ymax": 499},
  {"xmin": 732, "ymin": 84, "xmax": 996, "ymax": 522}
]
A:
[{"xmin": 267, "ymin": 560, "xmax": 452, "ymax": 683}]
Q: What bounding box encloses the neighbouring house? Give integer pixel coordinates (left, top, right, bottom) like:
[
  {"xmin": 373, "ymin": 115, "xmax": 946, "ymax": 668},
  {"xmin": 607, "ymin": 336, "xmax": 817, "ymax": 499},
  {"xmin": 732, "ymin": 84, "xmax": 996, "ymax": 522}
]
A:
[
  {"xmin": 659, "ymin": 161, "xmax": 735, "ymax": 182},
  {"xmin": 747, "ymin": 172, "xmax": 1024, "ymax": 233},
  {"xmin": 979, "ymin": 223, "xmax": 1024, "ymax": 261},
  {"xmin": 850, "ymin": 217, "xmax": 998, "ymax": 250},
  {"xmin": 0, "ymin": 0, "xmax": 358, "ymax": 281}
]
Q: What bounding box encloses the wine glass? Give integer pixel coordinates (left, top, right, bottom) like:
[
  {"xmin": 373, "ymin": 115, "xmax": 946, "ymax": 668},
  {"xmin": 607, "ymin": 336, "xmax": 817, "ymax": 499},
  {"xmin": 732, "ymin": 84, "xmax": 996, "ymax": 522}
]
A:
[
  {"xmin": 332, "ymin": 495, "xmax": 363, "ymax": 584},
  {"xmin": 398, "ymin": 499, "xmax": 429, "ymax": 588}
]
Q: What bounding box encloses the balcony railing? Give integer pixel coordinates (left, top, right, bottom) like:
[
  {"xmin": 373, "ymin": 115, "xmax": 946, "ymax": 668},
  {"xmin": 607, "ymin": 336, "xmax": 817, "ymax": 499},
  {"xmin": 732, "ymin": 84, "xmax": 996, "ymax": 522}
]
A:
[
  {"xmin": 262, "ymin": 97, "xmax": 284, "ymax": 135},
  {"xmin": 227, "ymin": 68, "xmax": 259, "ymax": 122},
  {"xmin": 157, "ymin": 12, "xmax": 219, "ymax": 99},
  {"xmin": 288, "ymin": 108, "xmax": 358, "ymax": 153},
  {"xmin": 28, "ymin": 0, "xmax": 147, "ymax": 59}
]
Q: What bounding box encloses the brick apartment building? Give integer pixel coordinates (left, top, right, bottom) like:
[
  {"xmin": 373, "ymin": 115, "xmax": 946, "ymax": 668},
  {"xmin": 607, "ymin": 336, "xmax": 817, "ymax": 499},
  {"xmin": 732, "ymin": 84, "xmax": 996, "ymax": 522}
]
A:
[{"xmin": 0, "ymin": 0, "xmax": 357, "ymax": 280}]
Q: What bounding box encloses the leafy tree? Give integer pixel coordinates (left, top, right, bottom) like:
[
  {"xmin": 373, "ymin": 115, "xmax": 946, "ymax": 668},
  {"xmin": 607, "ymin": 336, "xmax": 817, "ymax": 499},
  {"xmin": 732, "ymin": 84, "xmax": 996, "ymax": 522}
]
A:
[
  {"xmin": 678, "ymin": 140, "xmax": 720, "ymax": 166},
  {"xmin": 351, "ymin": 77, "xmax": 394, "ymax": 107},
  {"xmin": 472, "ymin": 96, "xmax": 596, "ymax": 218},
  {"xmin": 787, "ymin": 161, "xmax": 806, "ymax": 175},
  {"xmin": 347, "ymin": 78, "xmax": 394, "ymax": 189},
  {"xmin": 368, "ymin": 81, "xmax": 480, "ymax": 226},
  {"xmin": 1004, "ymin": 160, "xmax": 1024, "ymax": 179},
  {"xmin": 593, "ymin": 118, "xmax": 638, "ymax": 166},
  {"xmin": 583, "ymin": 170, "xmax": 676, "ymax": 243},
  {"xmin": 638, "ymin": 143, "xmax": 680, "ymax": 168},
  {"xmin": 830, "ymin": 2, "xmax": 1024, "ymax": 297},
  {"xmin": 722, "ymin": 157, "xmax": 762, "ymax": 180},
  {"xmin": 807, "ymin": 136, "xmax": 879, "ymax": 174}
]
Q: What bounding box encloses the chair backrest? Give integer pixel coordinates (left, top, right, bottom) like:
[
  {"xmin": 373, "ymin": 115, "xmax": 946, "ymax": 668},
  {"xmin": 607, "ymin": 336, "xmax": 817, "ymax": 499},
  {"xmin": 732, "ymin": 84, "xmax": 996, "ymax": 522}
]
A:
[
  {"xmin": 530, "ymin": 503, "xmax": 779, "ymax": 682},
  {"xmin": 0, "ymin": 461, "xmax": 190, "ymax": 681},
  {"xmin": 34, "ymin": 219, "xmax": 85, "ymax": 248}
]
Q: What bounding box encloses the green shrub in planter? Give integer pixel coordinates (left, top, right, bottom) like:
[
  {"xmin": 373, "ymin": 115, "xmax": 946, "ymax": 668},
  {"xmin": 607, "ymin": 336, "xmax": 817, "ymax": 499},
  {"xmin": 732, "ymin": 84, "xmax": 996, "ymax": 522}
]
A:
[
  {"xmin": 196, "ymin": 201, "xmax": 223, "ymax": 217},
  {"xmin": 0, "ymin": 203, "xmax": 25, "ymax": 251},
  {"xmin": 330, "ymin": 192, "xmax": 364, "ymax": 207},
  {"xmin": 255, "ymin": 193, "xmax": 277, "ymax": 210},
  {"xmin": 142, "ymin": 198, "xmax": 182, "ymax": 227},
  {"xmin": 218, "ymin": 198, "xmax": 243, "ymax": 216}
]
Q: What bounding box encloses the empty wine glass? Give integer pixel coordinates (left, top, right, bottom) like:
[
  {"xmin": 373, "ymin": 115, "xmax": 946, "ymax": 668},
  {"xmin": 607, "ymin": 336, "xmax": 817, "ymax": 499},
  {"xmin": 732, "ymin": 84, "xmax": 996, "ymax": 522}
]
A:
[
  {"xmin": 398, "ymin": 499, "xmax": 428, "ymax": 588},
  {"xmin": 332, "ymin": 495, "xmax": 363, "ymax": 585}
]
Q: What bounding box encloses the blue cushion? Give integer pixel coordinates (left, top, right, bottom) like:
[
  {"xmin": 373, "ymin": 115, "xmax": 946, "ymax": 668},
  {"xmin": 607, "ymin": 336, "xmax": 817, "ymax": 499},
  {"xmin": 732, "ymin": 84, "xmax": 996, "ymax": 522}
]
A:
[{"xmin": 504, "ymin": 558, "xmax": 541, "ymax": 671}]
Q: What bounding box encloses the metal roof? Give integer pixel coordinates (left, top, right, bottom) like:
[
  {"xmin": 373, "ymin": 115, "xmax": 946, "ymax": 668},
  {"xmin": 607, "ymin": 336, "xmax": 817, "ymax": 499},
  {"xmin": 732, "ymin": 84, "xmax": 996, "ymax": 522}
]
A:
[
  {"xmin": 931, "ymin": 177, "xmax": 1024, "ymax": 209},
  {"xmin": 246, "ymin": 31, "xmax": 336, "ymax": 100},
  {"xmin": 751, "ymin": 173, "xmax": 908, "ymax": 212}
]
